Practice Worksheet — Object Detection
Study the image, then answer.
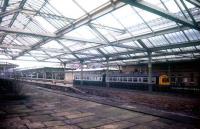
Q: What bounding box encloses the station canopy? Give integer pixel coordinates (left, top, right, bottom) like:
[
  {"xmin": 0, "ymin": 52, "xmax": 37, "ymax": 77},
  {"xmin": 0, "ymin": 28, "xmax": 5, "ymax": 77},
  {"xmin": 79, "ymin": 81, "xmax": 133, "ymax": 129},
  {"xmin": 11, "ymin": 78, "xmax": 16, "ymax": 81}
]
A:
[{"xmin": 0, "ymin": 0, "xmax": 200, "ymax": 67}]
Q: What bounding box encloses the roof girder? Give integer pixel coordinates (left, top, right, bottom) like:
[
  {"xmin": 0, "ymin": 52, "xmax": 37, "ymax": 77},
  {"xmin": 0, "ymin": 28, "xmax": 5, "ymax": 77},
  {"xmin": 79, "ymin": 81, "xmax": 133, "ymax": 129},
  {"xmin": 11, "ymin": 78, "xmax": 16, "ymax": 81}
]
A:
[
  {"xmin": 84, "ymin": 50, "xmax": 199, "ymax": 64},
  {"xmin": 121, "ymin": 0, "xmax": 200, "ymax": 31},
  {"xmin": 0, "ymin": 0, "xmax": 10, "ymax": 22},
  {"xmin": 64, "ymin": 40, "xmax": 200, "ymax": 63},
  {"xmin": 186, "ymin": 0, "xmax": 200, "ymax": 8},
  {"xmin": 12, "ymin": 0, "xmax": 126, "ymax": 59},
  {"xmin": 0, "ymin": 26, "xmax": 56, "ymax": 38}
]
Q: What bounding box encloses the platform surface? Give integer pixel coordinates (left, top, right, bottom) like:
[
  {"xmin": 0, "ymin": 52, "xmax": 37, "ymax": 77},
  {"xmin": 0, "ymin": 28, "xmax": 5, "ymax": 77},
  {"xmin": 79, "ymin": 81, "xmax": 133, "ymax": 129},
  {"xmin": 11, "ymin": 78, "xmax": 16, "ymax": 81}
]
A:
[{"xmin": 0, "ymin": 84, "xmax": 198, "ymax": 129}]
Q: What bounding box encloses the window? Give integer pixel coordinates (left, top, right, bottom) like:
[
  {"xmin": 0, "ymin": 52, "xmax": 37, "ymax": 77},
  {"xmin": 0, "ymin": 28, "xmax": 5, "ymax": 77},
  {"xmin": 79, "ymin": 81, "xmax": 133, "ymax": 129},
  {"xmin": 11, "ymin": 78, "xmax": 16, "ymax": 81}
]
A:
[
  {"xmin": 143, "ymin": 78, "xmax": 148, "ymax": 82},
  {"xmin": 123, "ymin": 77, "xmax": 127, "ymax": 82},
  {"xmin": 162, "ymin": 78, "xmax": 169, "ymax": 83},
  {"xmin": 128, "ymin": 77, "xmax": 132, "ymax": 82},
  {"xmin": 133, "ymin": 78, "xmax": 137, "ymax": 82}
]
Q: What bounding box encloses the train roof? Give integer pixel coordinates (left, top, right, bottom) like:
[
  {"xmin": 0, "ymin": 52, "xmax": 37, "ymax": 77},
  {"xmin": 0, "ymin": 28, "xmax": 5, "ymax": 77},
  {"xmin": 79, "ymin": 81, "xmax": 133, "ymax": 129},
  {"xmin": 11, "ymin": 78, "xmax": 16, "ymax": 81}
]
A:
[
  {"xmin": 109, "ymin": 73, "xmax": 159, "ymax": 77},
  {"xmin": 72, "ymin": 67, "xmax": 118, "ymax": 72}
]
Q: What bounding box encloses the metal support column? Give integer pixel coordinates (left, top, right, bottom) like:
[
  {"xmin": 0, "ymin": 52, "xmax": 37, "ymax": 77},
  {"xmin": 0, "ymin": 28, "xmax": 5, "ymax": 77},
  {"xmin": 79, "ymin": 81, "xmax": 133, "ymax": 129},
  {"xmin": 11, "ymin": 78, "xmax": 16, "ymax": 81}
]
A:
[
  {"xmin": 52, "ymin": 72, "xmax": 54, "ymax": 83},
  {"xmin": 106, "ymin": 57, "xmax": 109, "ymax": 87},
  {"xmin": 3, "ymin": 66, "xmax": 6, "ymax": 79},
  {"xmin": 52, "ymin": 72, "xmax": 54, "ymax": 79},
  {"xmin": 63, "ymin": 63, "xmax": 66, "ymax": 82},
  {"xmin": 168, "ymin": 63, "xmax": 171, "ymax": 82},
  {"xmin": 43, "ymin": 72, "xmax": 46, "ymax": 79},
  {"xmin": 148, "ymin": 51, "xmax": 153, "ymax": 92},
  {"xmin": 80, "ymin": 60, "xmax": 84, "ymax": 86},
  {"xmin": 30, "ymin": 73, "xmax": 33, "ymax": 80},
  {"xmin": 55, "ymin": 73, "xmax": 57, "ymax": 80}
]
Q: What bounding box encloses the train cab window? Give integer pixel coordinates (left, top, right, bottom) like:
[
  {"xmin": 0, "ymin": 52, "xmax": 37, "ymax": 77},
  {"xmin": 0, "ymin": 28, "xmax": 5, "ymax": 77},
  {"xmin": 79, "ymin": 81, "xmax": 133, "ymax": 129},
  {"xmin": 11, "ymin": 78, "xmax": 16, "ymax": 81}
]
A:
[
  {"xmin": 143, "ymin": 78, "xmax": 148, "ymax": 82},
  {"xmin": 162, "ymin": 78, "xmax": 169, "ymax": 83}
]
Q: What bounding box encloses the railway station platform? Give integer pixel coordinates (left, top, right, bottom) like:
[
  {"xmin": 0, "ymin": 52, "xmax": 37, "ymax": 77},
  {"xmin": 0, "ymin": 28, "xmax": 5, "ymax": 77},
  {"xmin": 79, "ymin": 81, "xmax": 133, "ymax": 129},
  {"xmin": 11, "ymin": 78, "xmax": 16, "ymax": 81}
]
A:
[{"xmin": 0, "ymin": 82, "xmax": 199, "ymax": 129}]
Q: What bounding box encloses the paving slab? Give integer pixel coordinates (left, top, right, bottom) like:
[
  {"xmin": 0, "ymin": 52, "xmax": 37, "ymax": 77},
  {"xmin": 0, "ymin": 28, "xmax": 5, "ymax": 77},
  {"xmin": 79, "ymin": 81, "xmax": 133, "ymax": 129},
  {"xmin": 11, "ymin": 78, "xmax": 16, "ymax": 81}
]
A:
[
  {"xmin": 44, "ymin": 120, "xmax": 66, "ymax": 127},
  {"xmin": 0, "ymin": 84, "xmax": 198, "ymax": 129},
  {"xmin": 26, "ymin": 122, "xmax": 45, "ymax": 129}
]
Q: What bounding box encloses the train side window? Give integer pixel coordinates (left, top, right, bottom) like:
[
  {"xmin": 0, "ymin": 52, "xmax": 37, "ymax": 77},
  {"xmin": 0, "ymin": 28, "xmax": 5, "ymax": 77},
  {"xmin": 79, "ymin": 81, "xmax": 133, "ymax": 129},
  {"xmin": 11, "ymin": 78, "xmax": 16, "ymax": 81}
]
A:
[
  {"xmin": 139, "ymin": 78, "xmax": 141, "ymax": 82},
  {"xmin": 128, "ymin": 77, "xmax": 132, "ymax": 82},
  {"xmin": 133, "ymin": 78, "xmax": 137, "ymax": 82},
  {"xmin": 123, "ymin": 77, "xmax": 127, "ymax": 82},
  {"xmin": 143, "ymin": 78, "xmax": 148, "ymax": 82},
  {"xmin": 113, "ymin": 77, "xmax": 117, "ymax": 82},
  {"xmin": 117, "ymin": 77, "xmax": 120, "ymax": 82},
  {"xmin": 152, "ymin": 78, "xmax": 156, "ymax": 82}
]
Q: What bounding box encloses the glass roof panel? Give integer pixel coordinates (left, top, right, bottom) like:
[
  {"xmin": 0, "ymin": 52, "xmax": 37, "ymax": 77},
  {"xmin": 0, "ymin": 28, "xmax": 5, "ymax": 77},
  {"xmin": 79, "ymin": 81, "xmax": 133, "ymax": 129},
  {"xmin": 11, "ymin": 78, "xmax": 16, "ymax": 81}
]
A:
[
  {"xmin": 18, "ymin": 56, "xmax": 37, "ymax": 61},
  {"xmin": 100, "ymin": 47, "xmax": 117, "ymax": 54},
  {"xmin": 49, "ymin": 0, "xmax": 85, "ymax": 19},
  {"xmin": 70, "ymin": 43, "xmax": 97, "ymax": 51},
  {"xmin": 135, "ymin": 7, "xmax": 161, "ymax": 22},
  {"xmin": 184, "ymin": 29, "xmax": 200, "ymax": 41},
  {"xmin": 83, "ymin": 50, "xmax": 100, "ymax": 55},
  {"xmin": 75, "ymin": 0, "xmax": 109, "ymax": 12},
  {"xmin": 41, "ymin": 40, "xmax": 63, "ymax": 49},
  {"xmin": 144, "ymin": 0, "xmax": 164, "ymax": 9},
  {"xmin": 92, "ymin": 13, "xmax": 123, "ymax": 30},
  {"xmin": 0, "ymin": 55, "xmax": 9, "ymax": 59},
  {"xmin": 45, "ymin": 58, "xmax": 60, "ymax": 63},
  {"xmin": 93, "ymin": 27, "xmax": 121, "ymax": 42},
  {"xmin": 14, "ymin": 36, "xmax": 41, "ymax": 46},
  {"xmin": 29, "ymin": 50, "xmax": 46, "ymax": 55},
  {"xmin": 122, "ymin": 41, "xmax": 142, "ymax": 48},
  {"xmin": 34, "ymin": 16, "xmax": 57, "ymax": 33},
  {"xmin": 1, "ymin": 14, "xmax": 14, "ymax": 27},
  {"xmin": 163, "ymin": 0, "xmax": 180, "ymax": 13},
  {"xmin": 64, "ymin": 25, "xmax": 103, "ymax": 42},
  {"xmin": 165, "ymin": 31, "xmax": 188, "ymax": 43},
  {"xmin": 24, "ymin": 0, "xmax": 44, "ymax": 10},
  {"xmin": 148, "ymin": 35, "xmax": 169, "ymax": 47},
  {"xmin": 61, "ymin": 54, "xmax": 77, "ymax": 59},
  {"xmin": 180, "ymin": 46, "xmax": 196, "ymax": 51},
  {"xmin": 141, "ymin": 39, "xmax": 153, "ymax": 48},
  {"xmin": 112, "ymin": 5, "xmax": 144, "ymax": 27}
]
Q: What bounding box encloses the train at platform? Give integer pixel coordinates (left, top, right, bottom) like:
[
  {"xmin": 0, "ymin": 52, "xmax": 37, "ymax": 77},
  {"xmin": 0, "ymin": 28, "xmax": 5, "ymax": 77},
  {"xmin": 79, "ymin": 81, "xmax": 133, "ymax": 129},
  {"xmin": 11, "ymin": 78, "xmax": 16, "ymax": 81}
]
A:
[{"xmin": 72, "ymin": 67, "xmax": 199, "ymax": 92}]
